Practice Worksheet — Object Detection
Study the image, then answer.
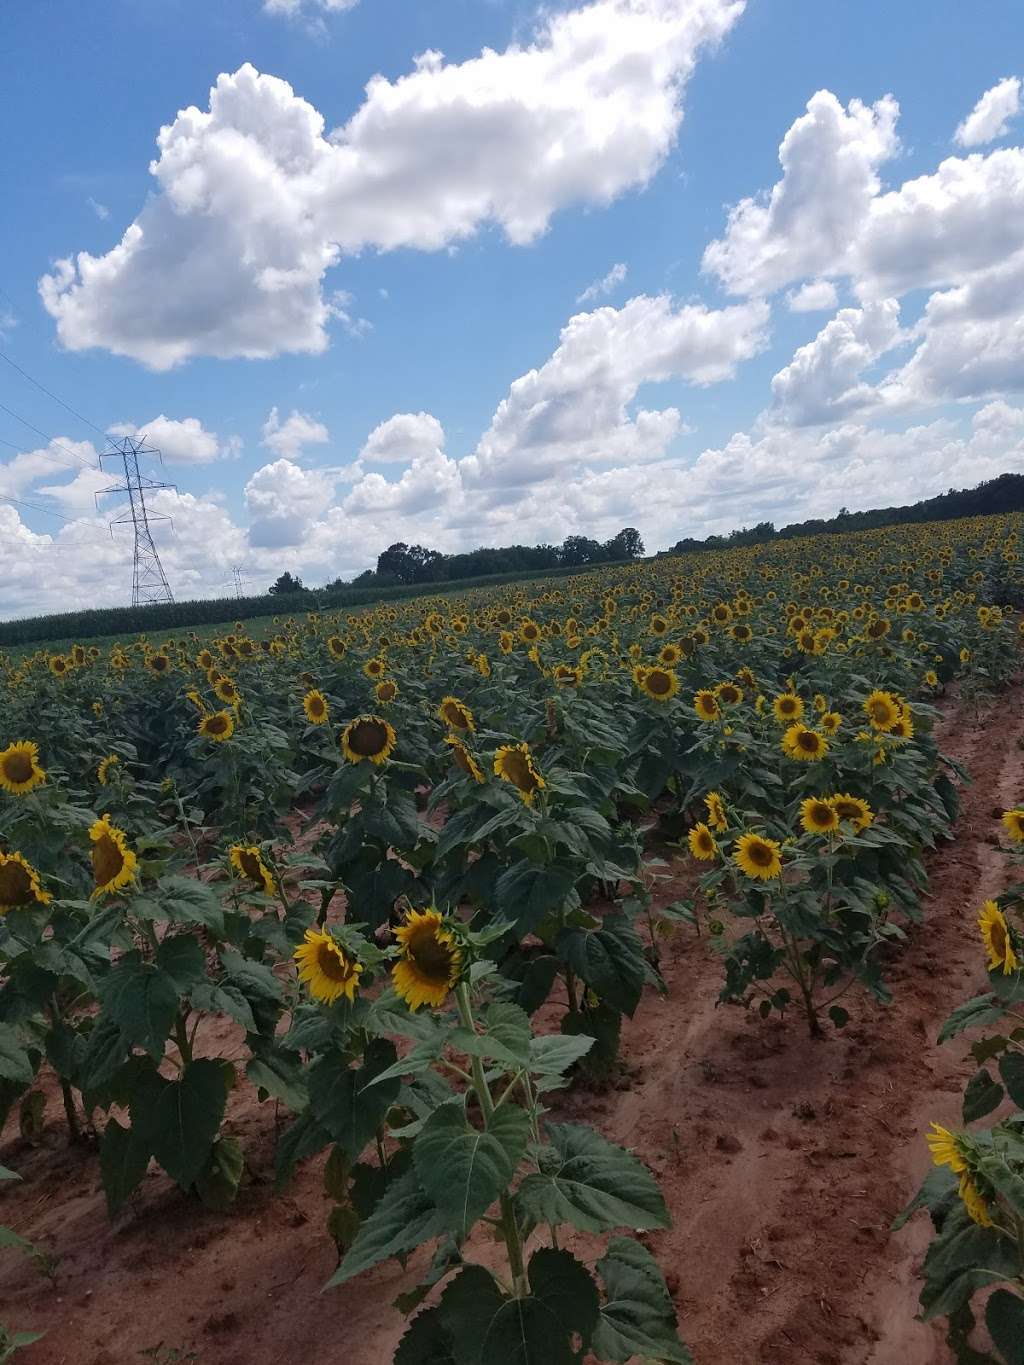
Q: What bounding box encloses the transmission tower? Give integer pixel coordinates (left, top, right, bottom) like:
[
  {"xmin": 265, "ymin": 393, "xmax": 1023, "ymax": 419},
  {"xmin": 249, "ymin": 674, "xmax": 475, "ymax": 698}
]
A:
[
  {"xmin": 232, "ymin": 565, "xmax": 246, "ymax": 599},
  {"xmin": 98, "ymin": 436, "xmax": 176, "ymax": 606}
]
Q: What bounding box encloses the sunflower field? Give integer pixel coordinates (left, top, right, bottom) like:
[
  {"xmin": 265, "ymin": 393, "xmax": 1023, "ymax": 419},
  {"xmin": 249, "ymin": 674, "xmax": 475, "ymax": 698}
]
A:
[{"xmin": 1, "ymin": 511, "xmax": 1023, "ymax": 1362}]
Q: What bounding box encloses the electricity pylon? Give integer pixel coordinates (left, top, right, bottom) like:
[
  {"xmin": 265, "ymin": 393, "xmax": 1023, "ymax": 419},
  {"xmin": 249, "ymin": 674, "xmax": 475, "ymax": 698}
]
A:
[{"xmin": 98, "ymin": 435, "xmax": 176, "ymax": 606}]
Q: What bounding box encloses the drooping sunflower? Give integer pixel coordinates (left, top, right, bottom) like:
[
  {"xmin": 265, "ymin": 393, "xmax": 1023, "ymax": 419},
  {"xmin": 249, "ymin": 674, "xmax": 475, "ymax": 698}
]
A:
[
  {"xmin": 978, "ymin": 899, "xmax": 1019, "ymax": 975},
  {"xmin": 693, "ymin": 689, "xmax": 720, "ymax": 722},
  {"xmin": 800, "ymin": 797, "xmax": 839, "ymax": 835},
  {"xmin": 445, "ymin": 735, "xmax": 485, "ymax": 783},
  {"xmin": 688, "ymin": 822, "xmax": 718, "ymax": 861},
  {"xmin": 781, "ymin": 724, "xmax": 829, "ymax": 762},
  {"xmin": 1001, "ymin": 809, "xmax": 1024, "ymax": 843},
  {"xmin": 327, "ymin": 636, "xmax": 347, "ymax": 660},
  {"xmin": 494, "ymin": 742, "xmax": 545, "ymax": 805},
  {"xmin": 375, "ymin": 679, "xmax": 399, "ymax": 704},
  {"xmin": 439, "ymin": 696, "xmax": 475, "ymax": 732},
  {"xmin": 0, "ymin": 850, "xmax": 52, "ymax": 913},
  {"xmin": 863, "ymin": 690, "xmax": 901, "ymax": 732},
  {"xmin": 926, "ymin": 1122, "xmax": 966, "ymax": 1174},
  {"xmin": 635, "ymin": 665, "xmax": 679, "ymax": 702},
  {"xmin": 772, "ymin": 693, "xmax": 804, "ymax": 724},
  {"xmin": 196, "ymin": 648, "xmax": 215, "ymax": 671},
  {"xmin": 734, "ymin": 832, "xmax": 783, "ymax": 881},
  {"xmin": 90, "ymin": 814, "xmax": 138, "ymax": 898},
  {"xmin": 293, "ymin": 927, "xmax": 363, "ymax": 1006},
  {"xmin": 0, "ymin": 741, "xmax": 46, "ymax": 796},
  {"xmin": 553, "ymin": 663, "xmax": 581, "ymax": 686},
  {"xmin": 97, "ymin": 754, "xmax": 120, "ymax": 786},
  {"xmin": 705, "ymin": 790, "xmax": 728, "ymax": 832},
  {"xmin": 341, "ymin": 714, "xmax": 397, "ymax": 765},
  {"xmin": 958, "ymin": 1171, "xmax": 993, "ymax": 1227},
  {"xmin": 303, "ymin": 689, "xmax": 330, "ymax": 725},
  {"xmin": 198, "ymin": 710, "xmax": 235, "ymax": 743},
  {"xmin": 229, "ymin": 844, "xmax": 276, "ymax": 896},
  {"xmin": 392, "ymin": 908, "xmax": 462, "ymax": 1010},
  {"xmin": 831, "ymin": 793, "xmax": 873, "ymax": 831}
]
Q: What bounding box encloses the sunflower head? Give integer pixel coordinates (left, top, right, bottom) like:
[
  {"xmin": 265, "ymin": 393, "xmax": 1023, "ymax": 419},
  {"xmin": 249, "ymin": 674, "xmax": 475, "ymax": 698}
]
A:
[
  {"xmin": 439, "ymin": 696, "xmax": 475, "ymax": 732},
  {"xmin": 800, "ymin": 797, "xmax": 839, "ymax": 836},
  {"xmin": 978, "ymin": 899, "xmax": 1019, "ymax": 976},
  {"xmin": 147, "ymin": 652, "xmax": 172, "ymax": 676},
  {"xmin": 926, "ymin": 1122, "xmax": 966, "ymax": 1174},
  {"xmin": 445, "ymin": 735, "xmax": 484, "ymax": 783},
  {"xmin": 658, "ymin": 643, "xmax": 683, "ymax": 666},
  {"xmin": 392, "ymin": 908, "xmax": 462, "ymax": 1010},
  {"xmin": 363, "ymin": 657, "xmax": 386, "ymax": 679},
  {"xmin": 0, "ymin": 741, "xmax": 46, "ymax": 796},
  {"xmin": 90, "ymin": 814, "xmax": 138, "ymax": 898},
  {"xmin": 214, "ymin": 677, "xmax": 240, "ymax": 704},
  {"xmin": 553, "ymin": 663, "xmax": 581, "ymax": 686},
  {"xmin": 831, "ymin": 793, "xmax": 873, "ymax": 831},
  {"xmin": 494, "ymin": 742, "xmax": 545, "ymax": 805},
  {"xmin": 0, "ymin": 850, "xmax": 52, "ymax": 913},
  {"xmin": 199, "ymin": 710, "xmax": 235, "ymax": 743},
  {"xmin": 772, "ymin": 693, "xmax": 804, "ymax": 724},
  {"xmin": 303, "ymin": 689, "xmax": 330, "ymax": 725},
  {"xmin": 97, "ymin": 754, "xmax": 120, "ymax": 786},
  {"xmin": 863, "ymin": 689, "xmax": 901, "ymax": 731},
  {"xmin": 375, "ymin": 679, "xmax": 399, "ymax": 704},
  {"xmin": 294, "ymin": 928, "xmax": 363, "ymax": 1006},
  {"xmin": 636, "ymin": 666, "xmax": 679, "ymax": 702},
  {"xmin": 341, "ymin": 714, "xmax": 397, "ymax": 765},
  {"xmin": 715, "ymin": 681, "xmax": 743, "ymax": 707},
  {"xmin": 781, "ymin": 724, "xmax": 828, "ymax": 762},
  {"xmin": 734, "ymin": 832, "xmax": 783, "ymax": 881},
  {"xmin": 705, "ymin": 790, "xmax": 728, "ymax": 833},
  {"xmin": 327, "ymin": 636, "xmax": 347, "ymax": 660},
  {"xmin": 688, "ymin": 822, "xmax": 718, "ymax": 861},
  {"xmin": 693, "ymin": 689, "xmax": 720, "ymax": 722},
  {"xmin": 229, "ymin": 844, "xmax": 276, "ymax": 896},
  {"xmin": 820, "ymin": 711, "xmax": 843, "ymax": 735},
  {"xmin": 1001, "ymin": 809, "xmax": 1024, "ymax": 844}
]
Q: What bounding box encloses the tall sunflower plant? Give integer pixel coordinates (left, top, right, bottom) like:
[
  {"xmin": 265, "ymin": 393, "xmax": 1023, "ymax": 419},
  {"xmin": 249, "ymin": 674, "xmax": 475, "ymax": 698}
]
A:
[
  {"xmin": 285, "ymin": 903, "xmax": 693, "ymax": 1365},
  {"xmin": 897, "ymin": 890, "xmax": 1024, "ymax": 1361}
]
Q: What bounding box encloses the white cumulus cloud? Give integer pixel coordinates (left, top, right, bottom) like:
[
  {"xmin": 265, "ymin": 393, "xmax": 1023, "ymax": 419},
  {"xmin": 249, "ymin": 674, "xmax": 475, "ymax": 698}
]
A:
[
  {"xmin": 108, "ymin": 414, "xmax": 239, "ymax": 464},
  {"xmin": 261, "ymin": 407, "xmax": 329, "ymax": 460},
  {"xmin": 359, "ymin": 412, "xmax": 446, "ymax": 464},
  {"xmin": 955, "ymin": 76, "xmax": 1021, "ymax": 148}
]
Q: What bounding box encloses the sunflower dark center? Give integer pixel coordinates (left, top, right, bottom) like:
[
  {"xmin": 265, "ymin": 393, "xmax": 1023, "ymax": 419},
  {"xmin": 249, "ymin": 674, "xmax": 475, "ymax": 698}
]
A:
[
  {"xmin": 0, "ymin": 860, "xmax": 33, "ymax": 905},
  {"xmin": 748, "ymin": 841, "xmax": 774, "ymax": 866},
  {"xmin": 3, "ymin": 753, "xmax": 33, "ymax": 784},
  {"xmin": 501, "ymin": 751, "xmax": 539, "ymax": 792},
  {"xmin": 408, "ymin": 925, "xmax": 453, "ymax": 980},
  {"xmin": 93, "ymin": 833, "xmax": 125, "ymax": 886},
  {"xmin": 647, "ymin": 671, "xmax": 672, "ymax": 695},
  {"xmin": 348, "ymin": 720, "xmax": 389, "ymax": 756},
  {"xmin": 316, "ymin": 942, "xmax": 355, "ymax": 983}
]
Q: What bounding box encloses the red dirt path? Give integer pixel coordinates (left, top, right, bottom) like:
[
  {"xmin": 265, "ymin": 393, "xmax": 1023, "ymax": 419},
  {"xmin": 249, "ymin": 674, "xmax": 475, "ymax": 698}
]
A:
[{"xmin": 2, "ymin": 689, "xmax": 1021, "ymax": 1365}]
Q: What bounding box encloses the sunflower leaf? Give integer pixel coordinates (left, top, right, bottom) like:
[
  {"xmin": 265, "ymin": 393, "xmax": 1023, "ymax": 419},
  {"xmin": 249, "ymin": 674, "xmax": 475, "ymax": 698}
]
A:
[
  {"xmin": 308, "ymin": 1037, "xmax": 401, "ymax": 1161},
  {"xmin": 986, "ymin": 1288, "xmax": 1024, "ymax": 1365},
  {"xmin": 998, "ymin": 1052, "xmax": 1024, "ymax": 1108},
  {"xmin": 962, "ymin": 1068, "xmax": 1004, "ymax": 1124},
  {"xmin": 326, "ymin": 1167, "xmax": 447, "ymax": 1287},
  {"xmin": 414, "ymin": 1100, "xmax": 530, "ymax": 1238},
  {"xmin": 129, "ymin": 1058, "xmax": 227, "ymax": 1191},
  {"xmin": 99, "ymin": 1115, "xmax": 150, "ymax": 1218},
  {"xmin": 556, "ymin": 915, "xmax": 647, "ymax": 1017},
  {"xmin": 98, "ymin": 952, "xmax": 179, "ymax": 1062},
  {"xmin": 515, "ymin": 1123, "xmax": 668, "ymax": 1234},
  {"xmin": 592, "ymin": 1236, "xmax": 693, "ymax": 1363}
]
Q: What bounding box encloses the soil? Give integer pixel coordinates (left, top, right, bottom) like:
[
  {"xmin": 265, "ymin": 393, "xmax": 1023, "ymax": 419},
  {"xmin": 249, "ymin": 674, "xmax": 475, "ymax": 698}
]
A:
[{"xmin": 2, "ymin": 688, "xmax": 1022, "ymax": 1365}]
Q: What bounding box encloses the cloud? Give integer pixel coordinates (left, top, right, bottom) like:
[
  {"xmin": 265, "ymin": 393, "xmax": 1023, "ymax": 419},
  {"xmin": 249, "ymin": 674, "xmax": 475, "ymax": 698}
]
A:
[
  {"xmin": 787, "ymin": 279, "xmax": 838, "ymax": 312},
  {"xmin": 39, "ymin": 0, "xmax": 745, "ymax": 367},
  {"xmin": 955, "ymin": 76, "xmax": 1021, "ymax": 148},
  {"xmin": 702, "ymin": 89, "xmax": 899, "ymax": 297},
  {"xmin": 263, "ymin": 0, "xmax": 359, "ymax": 16},
  {"xmin": 107, "ymin": 414, "xmax": 239, "ymax": 464},
  {"xmin": 359, "ymin": 412, "xmax": 445, "ymax": 464},
  {"xmin": 261, "ymin": 407, "xmax": 329, "ymax": 460},
  {"xmin": 87, "ymin": 197, "xmax": 110, "ymax": 221},
  {"xmin": 769, "ymin": 299, "xmax": 903, "ymax": 426},
  {"xmin": 576, "ymin": 262, "xmax": 628, "ymax": 304},
  {"xmin": 244, "ymin": 458, "xmax": 336, "ymax": 547}
]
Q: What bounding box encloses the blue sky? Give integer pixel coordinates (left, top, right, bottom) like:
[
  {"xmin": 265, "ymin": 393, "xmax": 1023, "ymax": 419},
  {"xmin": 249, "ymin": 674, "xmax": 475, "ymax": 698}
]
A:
[{"xmin": 1, "ymin": 0, "xmax": 1023, "ymax": 615}]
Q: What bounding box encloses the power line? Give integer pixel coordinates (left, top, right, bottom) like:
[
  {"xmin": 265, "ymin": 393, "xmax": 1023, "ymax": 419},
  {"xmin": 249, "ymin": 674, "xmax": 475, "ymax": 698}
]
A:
[
  {"xmin": 0, "ymin": 493, "xmax": 113, "ymax": 546},
  {"xmin": 0, "ymin": 401, "xmax": 97, "ymax": 469},
  {"xmin": 0, "ymin": 347, "xmax": 107, "ymax": 438}
]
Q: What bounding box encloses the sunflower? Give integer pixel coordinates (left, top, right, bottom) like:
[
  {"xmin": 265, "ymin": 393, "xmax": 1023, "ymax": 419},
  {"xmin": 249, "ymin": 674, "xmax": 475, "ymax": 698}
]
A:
[
  {"xmin": 831, "ymin": 793, "xmax": 873, "ymax": 831},
  {"xmin": 445, "ymin": 735, "xmax": 484, "ymax": 783},
  {"xmin": 498, "ymin": 631, "xmax": 515, "ymax": 655},
  {"xmin": 799, "ymin": 797, "xmax": 839, "ymax": 836},
  {"xmin": 229, "ymin": 844, "xmax": 276, "ymax": 896},
  {"xmin": 196, "ymin": 648, "xmax": 215, "ymax": 670},
  {"xmin": 926, "ymin": 1122, "xmax": 966, "ymax": 1174},
  {"xmin": 1001, "ymin": 809, "xmax": 1024, "ymax": 843},
  {"xmin": 375, "ymin": 678, "xmax": 399, "ymax": 704},
  {"xmin": 924, "ymin": 669, "xmax": 939, "ymax": 688},
  {"xmin": 552, "ymin": 663, "xmax": 581, "ymax": 686},
  {"xmin": 303, "ymin": 689, "xmax": 330, "ymax": 725},
  {"xmin": 185, "ymin": 688, "xmax": 207, "ymax": 713},
  {"xmin": 705, "ymin": 790, "xmax": 728, "ymax": 832},
  {"xmin": 820, "ymin": 711, "xmax": 843, "ymax": 735},
  {"xmin": 715, "ymin": 681, "xmax": 744, "ymax": 706},
  {"xmin": 863, "ymin": 690, "xmax": 901, "ymax": 731},
  {"xmin": 198, "ymin": 710, "xmax": 235, "ymax": 742},
  {"xmin": 90, "ymin": 814, "xmax": 138, "ymax": 898},
  {"xmin": 147, "ymin": 652, "xmax": 172, "ymax": 676},
  {"xmin": 658, "ymin": 643, "xmax": 683, "ymax": 666},
  {"xmin": 978, "ymin": 899, "xmax": 1019, "ymax": 975},
  {"xmin": 214, "ymin": 677, "xmax": 240, "ymax": 705},
  {"xmin": 363, "ymin": 657, "xmax": 387, "ymax": 679},
  {"xmin": 958, "ymin": 1170, "xmax": 994, "ymax": 1227},
  {"xmin": 688, "ymin": 823, "xmax": 718, "ymax": 861},
  {"xmin": 772, "ymin": 693, "xmax": 804, "ymax": 723},
  {"xmin": 392, "ymin": 908, "xmax": 462, "ymax": 1010},
  {"xmin": 97, "ymin": 754, "xmax": 120, "ymax": 786},
  {"xmin": 0, "ymin": 741, "xmax": 46, "ymax": 796},
  {"xmin": 649, "ymin": 614, "xmax": 669, "ymax": 636},
  {"xmin": 519, "ymin": 619, "xmax": 541, "ymax": 644},
  {"xmin": 49, "ymin": 654, "xmax": 70, "ymax": 678},
  {"xmin": 327, "ymin": 636, "xmax": 347, "ymax": 660},
  {"xmin": 734, "ymin": 832, "xmax": 783, "ymax": 881},
  {"xmin": 636, "ymin": 665, "xmax": 679, "ymax": 702},
  {"xmin": 0, "ymin": 850, "xmax": 52, "ymax": 913},
  {"xmin": 439, "ymin": 696, "xmax": 475, "ymax": 732},
  {"xmin": 494, "ymin": 742, "xmax": 545, "ymax": 805},
  {"xmin": 693, "ymin": 689, "xmax": 720, "ymax": 721},
  {"xmin": 293, "ymin": 928, "xmax": 363, "ymax": 1006},
  {"xmin": 341, "ymin": 714, "xmax": 397, "ymax": 765},
  {"xmin": 781, "ymin": 724, "xmax": 828, "ymax": 761},
  {"xmin": 730, "ymin": 623, "xmax": 753, "ymax": 644}
]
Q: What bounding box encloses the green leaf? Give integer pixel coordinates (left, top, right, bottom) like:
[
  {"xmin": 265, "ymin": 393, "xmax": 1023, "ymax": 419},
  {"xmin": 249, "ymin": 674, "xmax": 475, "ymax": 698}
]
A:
[
  {"xmin": 100, "ymin": 1116, "xmax": 150, "ymax": 1217},
  {"xmin": 77, "ymin": 1015, "xmax": 129, "ymax": 1093},
  {"xmin": 557, "ymin": 915, "xmax": 647, "ymax": 1017},
  {"xmin": 394, "ymin": 1308, "xmax": 457, "ymax": 1365},
  {"xmin": 449, "ymin": 1004, "xmax": 532, "ymax": 1069},
  {"xmin": 414, "ymin": 1100, "xmax": 530, "ymax": 1238},
  {"xmin": 190, "ymin": 979, "xmax": 257, "ymax": 1034},
  {"xmin": 593, "ymin": 1236, "xmax": 692, "ymax": 1363},
  {"xmin": 219, "ymin": 947, "xmax": 283, "ymax": 1004},
  {"xmin": 527, "ymin": 1246, "xmax": 599, "ymax": 1346},
  {"xmin": 986, "ymin": 1289, "xmax": 1024, "ymax": 1365},
  {"xmin": 0, "ymin": 1226, "xmax": 35, "ymax": 1255},
  {"xmin": 247, "ymin": 1050, "xmax": 309, "ymax": 1112},
  {"xmin": 999, "ymin": 1052, "xmax": 1024, "ymax": 1108},
  {"xmin": 130, "ymin": 1059, "xmax": 227, "ymax": 1190},
  {"xmin": 154, "ymin": 875, "xmax": 225, "ymax": 932},
  {"xmin": 516, "ymin": 1123, "xmax": 668, "ymax": 1234},
  {"xmin": 891, "ymin": 1165, "xmax": 957, "ymax": 1232},
  {"xmin": 528, "ymin": 1033, "xmax": 594, "ymax": 1077},
  {"xmin": 494, "ymin": 861, "xmax": 578, "ymax": 935},
  {"xmin": 274, "ymin": 1110, "xmax": 330, "ymax": 1190},
  {"xmin": 938, "ymin": 995, "xmax": 1006, "ymax": 1044},
  {"xmin": 308, "ymin": 1038, "xmax": 401, "ymax": 1162},
  {"xmin": 963, "ymin": 1068, "xmax": 1005, "ymax": 1124},
  {"xmin": 0, "ymin": 1026, "xmax": 34, "ymax": 1087},
  {"xmin": 195, "ymin": 1135, "xmax": 244, "ymax": 1212},
  {"xmin": 920, "ymin": 1213, "xmax": 1021, "ymax": 1320},
  {"xmin": 327, "ymin": 1168, "xmax": 447, "ymax": 1287},
  {"xmin": 155, "ymin": 934, "xmax": 207, "ymax": 993},
  {"xmin": 978, "ymin": 1152, "xmax": 1024, "ymax": 1218},
  {"xmin": 0, "ymin": 1165, "xmax": 20, "ymax": 1181},
  {"xmin": 99, "ymin": 951, "xmax": 179, "ymax": 1061}
]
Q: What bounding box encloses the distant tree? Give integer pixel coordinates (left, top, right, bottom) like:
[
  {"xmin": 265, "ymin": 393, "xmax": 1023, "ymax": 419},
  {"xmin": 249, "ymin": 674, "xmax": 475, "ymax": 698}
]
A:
[
  {"xmin": 376, "ymin": 542, "xmax": 415, "ymax": 583},
  {"xmin": 268, "ymin": 571, "xmax": 305, "ymax": 595},
  {"xmin": 604, "ymin": 526, "xmax": 645, "ymax": 560},
  {"xmin": 559, "ymin": 535, "xmax": 606, "ymax": 567}
]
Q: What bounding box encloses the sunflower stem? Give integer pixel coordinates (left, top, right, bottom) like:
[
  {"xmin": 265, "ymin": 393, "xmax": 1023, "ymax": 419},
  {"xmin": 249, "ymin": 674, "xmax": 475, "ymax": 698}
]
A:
[
  {"xmin": 455, "ymin": 982, "xmax": 528, "ymax": 1297},
  {"xmin": 174, "ymin": 1011, "xmax": 194, "ymax": 1066}
]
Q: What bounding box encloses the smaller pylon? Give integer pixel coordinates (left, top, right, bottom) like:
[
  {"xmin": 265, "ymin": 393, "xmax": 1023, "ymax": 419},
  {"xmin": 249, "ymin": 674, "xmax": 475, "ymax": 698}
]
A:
[
  {"xmin": 98, "ymin": 436, "xmax": 176, "ymax": 607},
  {"xmin": 232, "ymin": 565, "xmax": 246, "ymax": 599}
]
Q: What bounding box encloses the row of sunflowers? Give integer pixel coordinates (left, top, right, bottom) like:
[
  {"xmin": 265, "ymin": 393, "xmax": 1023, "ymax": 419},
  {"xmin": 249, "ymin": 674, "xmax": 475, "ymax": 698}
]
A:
[{"xmin": 2, "ymin": 512, "xmax": 1024, "ymax": 1361}]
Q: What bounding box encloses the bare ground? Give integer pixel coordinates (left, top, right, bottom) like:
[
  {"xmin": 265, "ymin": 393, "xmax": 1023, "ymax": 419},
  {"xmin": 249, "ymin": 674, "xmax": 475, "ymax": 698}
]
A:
[{"xmin": 2, "ymin": 688, "xmax": 1021, "ymax": 1365}]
